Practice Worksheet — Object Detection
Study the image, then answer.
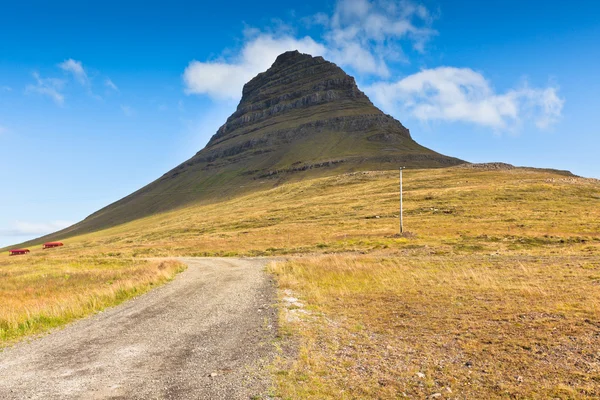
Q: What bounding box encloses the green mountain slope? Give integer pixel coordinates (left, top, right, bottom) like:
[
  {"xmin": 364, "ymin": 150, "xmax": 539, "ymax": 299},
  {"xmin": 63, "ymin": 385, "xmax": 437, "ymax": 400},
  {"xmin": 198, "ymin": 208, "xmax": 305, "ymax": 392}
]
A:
[{"xmin": 24, "ymin": 50, "xmax": 464, "ymax": 243}]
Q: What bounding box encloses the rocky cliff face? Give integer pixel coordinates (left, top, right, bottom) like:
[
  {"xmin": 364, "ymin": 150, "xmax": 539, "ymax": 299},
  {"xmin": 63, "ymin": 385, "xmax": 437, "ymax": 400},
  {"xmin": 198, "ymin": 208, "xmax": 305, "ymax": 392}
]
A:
[
  {"xmin": 175, "ymin": 50, "xmax": 461, "ymax": 177},
  {"xmin": 209, "ymin": 51, "xmax": 377, "ymax": 143},
  {"xmin": 37, "ymin": 50, "xmax": 464, "ymax": 240}
]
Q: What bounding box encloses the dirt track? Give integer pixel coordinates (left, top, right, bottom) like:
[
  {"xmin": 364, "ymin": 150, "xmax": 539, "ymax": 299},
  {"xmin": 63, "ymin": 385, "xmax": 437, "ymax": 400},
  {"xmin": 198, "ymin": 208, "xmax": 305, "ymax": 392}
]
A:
[{"xmin": 0, "ymin": 257, "xmax": 277, "ymax": 399}]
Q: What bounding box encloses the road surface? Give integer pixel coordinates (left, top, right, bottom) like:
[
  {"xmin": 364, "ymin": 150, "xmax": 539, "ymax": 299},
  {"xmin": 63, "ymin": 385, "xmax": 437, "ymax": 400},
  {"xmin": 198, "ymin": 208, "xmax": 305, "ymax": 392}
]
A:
[{"xmin": 0, "ymin": 257, "xmax": 277, "ymax": 399}]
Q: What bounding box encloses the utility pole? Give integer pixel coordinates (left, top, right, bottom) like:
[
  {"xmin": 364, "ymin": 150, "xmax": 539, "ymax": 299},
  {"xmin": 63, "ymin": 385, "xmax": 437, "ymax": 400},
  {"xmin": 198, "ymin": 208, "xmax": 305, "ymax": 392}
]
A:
[{"xmin": 399, "ymin": 167, "xmax": 405, "ymax": 234}]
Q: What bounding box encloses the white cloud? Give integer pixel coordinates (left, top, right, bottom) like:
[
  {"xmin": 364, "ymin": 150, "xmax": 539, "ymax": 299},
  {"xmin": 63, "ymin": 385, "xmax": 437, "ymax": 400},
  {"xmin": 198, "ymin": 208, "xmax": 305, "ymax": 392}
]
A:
[
  {"xmin": 105, "ymin": 78, "xmax": 119, "ymax": 91},
  {"xmin": 184, "ymin": 34, "xmax": 326, "ymax": 100},
  {"xmin": 325, "ymin": 0, "xmax": 436, "ymax": 73},
  {"xmin": 26, "ymin": 72, "xmax": 65, "ymax": 105},
  {"xmin": 182, "ymin": 0, "xmax": 563, "ymax": 133},
  {"xmin": 0, "ymin": 220, "xmax": 73, "ymax": 237},
  {"xmin": 366, "ymin": 67, "xmax": 564, "ymax": 130},
  {"xmin": 121, "ymin": 104, "xmax": 134, "ymax": 117},
  {"xmin": 58, "ymin": 58, "xmax": 89, "ymax": 85},
  {"xmin": 1, "ymin": 86, "xmax": 12, "ymax": 92},
  {"xmin": 183, "ymin": 0, "xmax": 435, "ymax": 100}
]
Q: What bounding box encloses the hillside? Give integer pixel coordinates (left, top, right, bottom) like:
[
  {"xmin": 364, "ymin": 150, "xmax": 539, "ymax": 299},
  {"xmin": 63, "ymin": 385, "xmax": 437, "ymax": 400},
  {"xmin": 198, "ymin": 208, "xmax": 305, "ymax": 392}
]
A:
[
  {"xmin": 27, "ymin": 50, "xmax": 462, "ymax": 245},
  {"xmin": 3, "ymin": 166, "xmax": 600, "ymax": 397},
  {"xmin": 11, "ymin": 165, "xmax": 598, "ymax": 258}
]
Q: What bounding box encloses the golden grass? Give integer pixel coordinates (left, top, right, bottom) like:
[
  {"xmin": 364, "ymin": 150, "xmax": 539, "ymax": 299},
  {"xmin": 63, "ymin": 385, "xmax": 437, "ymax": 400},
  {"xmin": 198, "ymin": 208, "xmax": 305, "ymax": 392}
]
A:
[
  {"xmin": 270, "ymin": 254, "xmax": 600, "ymax": 399},
  {"xmin": 2, "ymin": 166, "xmax": 599, "ymax": 396},
  {"xmin": 14, "ymin": 167, "xmax": 598, "ymax": 259},
  {"xmin": 0, "ymin": 254, "xmax": 184, "ymax": 345}
]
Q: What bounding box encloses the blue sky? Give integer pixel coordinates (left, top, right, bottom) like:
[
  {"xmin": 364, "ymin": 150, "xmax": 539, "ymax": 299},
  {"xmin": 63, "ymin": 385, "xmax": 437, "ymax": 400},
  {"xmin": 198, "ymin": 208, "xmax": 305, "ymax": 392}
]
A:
[{"xmin": 1, "ymin": 0, "xmax": 599, "ymax": 247}]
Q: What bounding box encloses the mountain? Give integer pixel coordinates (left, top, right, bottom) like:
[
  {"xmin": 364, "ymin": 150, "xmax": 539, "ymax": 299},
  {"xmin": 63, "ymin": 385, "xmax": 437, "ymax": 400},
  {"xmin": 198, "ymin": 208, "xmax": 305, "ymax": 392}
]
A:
[{"xmin": 30, "ymin": 50, "xmax": 464, "ymax": 242}]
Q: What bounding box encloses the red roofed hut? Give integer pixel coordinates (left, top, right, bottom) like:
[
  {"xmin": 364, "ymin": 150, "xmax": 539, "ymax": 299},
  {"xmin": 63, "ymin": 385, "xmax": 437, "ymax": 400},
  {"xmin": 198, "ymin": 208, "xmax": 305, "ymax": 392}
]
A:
[
  {"xmin": 9, "ymin": 249, "xmax": 30, "ymax": 256},
  {"xmin": 43, "ymin": 242, "xmax": 64, "ymax": 249}
]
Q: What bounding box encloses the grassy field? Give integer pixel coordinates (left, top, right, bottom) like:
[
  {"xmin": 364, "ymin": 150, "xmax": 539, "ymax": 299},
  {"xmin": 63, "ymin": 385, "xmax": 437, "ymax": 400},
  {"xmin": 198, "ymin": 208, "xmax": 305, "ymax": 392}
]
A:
[
  {"xmin": 9, "ymin": 165, "xmax": 598, "ymax": 258},
  {"xmin": 2, "ymin": 165, "xmax": 600, "ymax": 397},
  {"xmin": 0, "ymin": 253, "xmax": 184, "ymax": 345},
  {"xmin": 270, "ymin": 254, "xmax": 600, "ymax": 399}
]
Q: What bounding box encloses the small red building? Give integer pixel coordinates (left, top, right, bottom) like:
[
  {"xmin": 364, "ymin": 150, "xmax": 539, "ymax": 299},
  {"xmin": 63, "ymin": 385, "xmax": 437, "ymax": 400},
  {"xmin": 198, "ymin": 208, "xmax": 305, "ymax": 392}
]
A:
[
  {"xmin": 43, "ymin": 242, "xmax": 64, "ymax": 249},
  {"xmin": 9, "ymin": 249, "xmax": 30, "ymax": 256}
]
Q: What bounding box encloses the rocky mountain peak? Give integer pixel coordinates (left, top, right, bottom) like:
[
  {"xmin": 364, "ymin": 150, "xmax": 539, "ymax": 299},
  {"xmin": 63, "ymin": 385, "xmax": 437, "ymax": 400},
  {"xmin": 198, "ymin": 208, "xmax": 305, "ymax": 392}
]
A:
[
  {"xmin": 272, "ymin": 50, "xmax": 318, "ymax": 68},
  {"xmin": 209, "ymin": 50, "xmax": 373, "ymax": 146},
  {"xmin": 45, "ymin": 50, "xmax": 462, "ymax": 240},
  {"xmin": 241, "ymin": 50, "xmax": 327, "ymax": 100}
]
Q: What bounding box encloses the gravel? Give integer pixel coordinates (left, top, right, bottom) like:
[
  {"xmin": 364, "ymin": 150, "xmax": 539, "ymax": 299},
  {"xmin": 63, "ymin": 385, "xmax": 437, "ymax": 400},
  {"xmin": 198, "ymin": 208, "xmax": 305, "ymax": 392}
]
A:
[{"xmin": 0, "ymin": 257, "xmax": 278, "ymax": 399}]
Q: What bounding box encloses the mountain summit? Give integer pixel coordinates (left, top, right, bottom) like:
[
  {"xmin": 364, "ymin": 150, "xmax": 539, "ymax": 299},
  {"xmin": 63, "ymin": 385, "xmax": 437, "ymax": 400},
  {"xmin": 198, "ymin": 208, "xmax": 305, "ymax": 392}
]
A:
[
  {"xmin": 203, "ymin": 50, "xmax": 459, "ymax": 169},
  {"xmin": 38, "ymin": 51, "xmax": 464, "ymax": 240}
]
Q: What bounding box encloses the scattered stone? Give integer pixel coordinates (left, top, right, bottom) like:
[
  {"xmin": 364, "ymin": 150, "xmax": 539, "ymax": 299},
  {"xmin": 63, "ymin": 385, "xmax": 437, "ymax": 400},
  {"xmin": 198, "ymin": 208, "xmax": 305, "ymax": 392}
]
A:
[
  {"xmin": 456, "ymin": 162, "xmax": 515, "ymax": 171},
  {"xmin": 283, "ymin": 295, "xmax": 305, "ymax": 309},
  {"xmin": 430, "ymin": 393, "xmax": 442, "ymax": 399},
  {"xmin": 464, "ymin": 361, "xmax": 472, "ymax": 367},
  {"xmin": 416, "ymin": 372, "xmax": 426, "ymax": 379},
  {"xmin": 283, "ymin": 308, "xmax": 312, "ymax": 323},
  {"xmin": 209, "ymin": 372, "xmax": 218, "ymax": 378},
  {"xmin": 516, "ymin": 375, "xmax": 523, "ymax": 383}
]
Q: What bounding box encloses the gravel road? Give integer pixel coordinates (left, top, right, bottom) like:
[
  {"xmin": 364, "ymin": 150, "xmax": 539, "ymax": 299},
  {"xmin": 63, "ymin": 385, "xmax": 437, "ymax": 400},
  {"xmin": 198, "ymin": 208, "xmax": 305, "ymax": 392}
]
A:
[{"xmin": 0, "ymin": 257, "xmax": 278, "ymax": 399}]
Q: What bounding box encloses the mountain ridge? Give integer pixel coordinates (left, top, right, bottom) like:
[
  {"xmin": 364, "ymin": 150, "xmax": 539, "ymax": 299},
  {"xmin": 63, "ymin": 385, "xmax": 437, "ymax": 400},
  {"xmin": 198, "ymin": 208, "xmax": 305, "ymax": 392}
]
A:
[{"xmin": 17, "ymin": 50, "xmax": 465, "ymax": 244}]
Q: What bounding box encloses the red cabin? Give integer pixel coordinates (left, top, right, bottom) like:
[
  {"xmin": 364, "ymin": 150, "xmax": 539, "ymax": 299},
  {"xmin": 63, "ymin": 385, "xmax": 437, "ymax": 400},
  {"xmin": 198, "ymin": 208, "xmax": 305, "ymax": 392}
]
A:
[
  {"xmin": 9, "ymin": 249, "xmax": 30, "ymax": 256},
  {"xmin": 43, "ymin": 242, "xmax": 64, "ymax": 249}
]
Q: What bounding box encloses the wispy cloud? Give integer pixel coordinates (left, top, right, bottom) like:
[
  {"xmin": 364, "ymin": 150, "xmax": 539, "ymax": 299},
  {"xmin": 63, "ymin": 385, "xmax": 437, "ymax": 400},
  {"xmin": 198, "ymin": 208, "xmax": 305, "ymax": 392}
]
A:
[
  {"xmin": 105, "ymin": 78, "xmax": 119, "ymax": 92},
  {"xmin": 365, "ymin": 67, "xmax": 564, "ymax": 130},
  {"xmin": 322, "ymin": 0, "xmax": 437, "ymax": 75},
  {"xmin": 182, "ymin": 0, "xmax": 563, "ymax": 132},
  {"xmin": 0, "ymin": 125, "xmax": 7, "ymax": 135},
  {"xmin": 58, "ymin": 58, "xmax": 108, "ymax": 101},
  {"xmin": 1, "ymin": 86, "xmax": 12, "ymax": 92},
  {"xmin": 0, "ymin": 220, "xmax": 73, "ymax": 237},
  {"xmin": 120, "ymin": 104, "xmax": 134, "ymax": 117},
  {"xmin": 26, "ymin": 72, "xmax": 65, "ymax": 105},
  {"xmin": 58, "ymin": 58, "xmax": 89, "ymax": 86},
  {"xmin": 184, "ymin": 35, "xmax": 326, "ymax": 100},
  {"xmin": 183, "ymin": 0, "xmax": 435, "ymax": 100}
]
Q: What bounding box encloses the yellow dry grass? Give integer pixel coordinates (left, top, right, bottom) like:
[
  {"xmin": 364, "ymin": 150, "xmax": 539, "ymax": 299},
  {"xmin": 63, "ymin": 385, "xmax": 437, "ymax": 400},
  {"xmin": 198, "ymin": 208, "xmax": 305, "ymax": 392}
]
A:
[
  {"xmin": 0, "ymin": 254, "xmax": 184, "ymax": 345},
  {"xmin": 2, "ymin": 165, "xmax": 599, "ymax": 397},
  {"xmin": 14, "ymin": 167, "xmax": 598, "ymax": 259},
  {"xmin": 270, "ymin": 254, "xmax": 600, "ymax": 399}
]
